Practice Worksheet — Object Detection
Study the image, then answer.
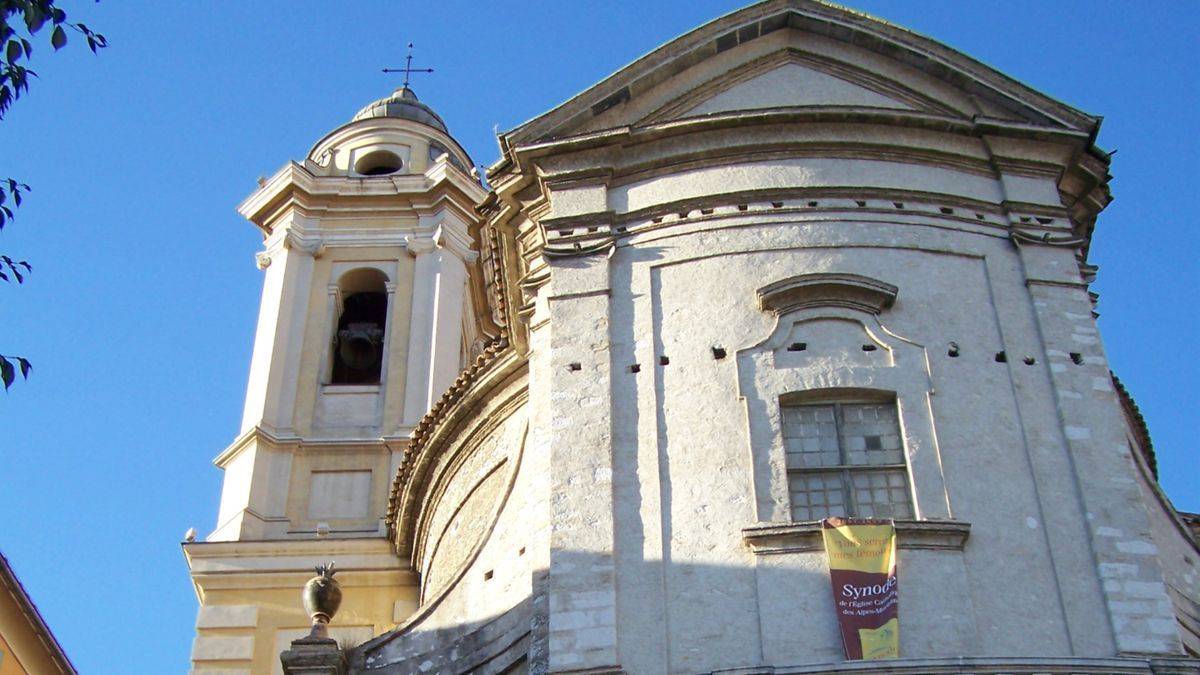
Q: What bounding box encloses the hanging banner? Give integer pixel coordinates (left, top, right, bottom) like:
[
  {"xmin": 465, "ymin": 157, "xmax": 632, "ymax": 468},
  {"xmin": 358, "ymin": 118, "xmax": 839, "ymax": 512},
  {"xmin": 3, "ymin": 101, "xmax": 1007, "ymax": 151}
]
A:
[{"xmin": 821, "ymin": 517, "xmax": 899, "ymax": 660}]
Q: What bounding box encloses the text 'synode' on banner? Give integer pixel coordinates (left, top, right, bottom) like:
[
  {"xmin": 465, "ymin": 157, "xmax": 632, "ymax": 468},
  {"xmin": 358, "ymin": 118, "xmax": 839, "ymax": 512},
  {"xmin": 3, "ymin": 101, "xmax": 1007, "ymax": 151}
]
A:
[{"xmin": 821, "ymin": 517, "xmax": 899, "ymax": 660}]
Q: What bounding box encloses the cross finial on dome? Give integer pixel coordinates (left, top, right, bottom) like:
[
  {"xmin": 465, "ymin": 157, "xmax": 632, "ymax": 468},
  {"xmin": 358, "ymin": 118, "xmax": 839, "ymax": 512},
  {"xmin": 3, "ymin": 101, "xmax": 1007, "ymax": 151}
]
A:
[{"xmin": 382, "ymin": 42, "xmax": 434, "ymax": 89}]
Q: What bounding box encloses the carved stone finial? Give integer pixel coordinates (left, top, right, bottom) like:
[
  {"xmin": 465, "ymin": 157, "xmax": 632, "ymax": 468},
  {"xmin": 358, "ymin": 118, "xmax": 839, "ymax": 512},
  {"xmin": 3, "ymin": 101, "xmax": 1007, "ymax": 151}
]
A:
[{"xmin": 302, "ymin": 562, "xmax": 342, "ymax": 638}]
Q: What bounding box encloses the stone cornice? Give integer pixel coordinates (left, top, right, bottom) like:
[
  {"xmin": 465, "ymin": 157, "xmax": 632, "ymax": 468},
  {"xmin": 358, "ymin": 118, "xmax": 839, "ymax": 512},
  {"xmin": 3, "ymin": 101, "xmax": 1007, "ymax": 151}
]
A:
[
  {"xmin": 757, "ymin": 273, "xmax": 897, "ymax": 316},
  {"xmin": 183, "ymin": 536, "xmax": 402, "ymax": 566},
  {"xmin": 237, "ymin": 159, "xmax": 486, "ymax": 234},
  {"xmin": 1009, "ymin": 227, "xmax": 1087, "ymax": 248},
  {"xmin": 212, "ymin": 425, "xmax": 402, "ymax": 468},
  {"xmin": 507, "ymin": 108, "xmax": 1090, "ymax": 169},
  {"xmin": 711, "ymin": 655, "xmax": 1197, "ymax": 674},
  {"xmin": 742, "ymin": 519, "xmax": 971, "ymax": 555},
  {"xmin": 183, "ymin": 537, "xmax": 415, "ymax": 594}
]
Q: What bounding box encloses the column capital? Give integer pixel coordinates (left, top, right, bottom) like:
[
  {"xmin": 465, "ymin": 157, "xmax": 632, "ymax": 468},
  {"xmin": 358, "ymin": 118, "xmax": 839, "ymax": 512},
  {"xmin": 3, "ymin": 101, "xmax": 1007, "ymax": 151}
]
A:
[
  {"xmin": 404, "ymin": 234, "xmax": 438, "ymax": 256},
  {"xmin": 284, "ymin": 229, "xmax": 326, "ymax": 258},
  {"xmin": 404, "ymin": 225, "xmax": 478, "ymax": 264}
]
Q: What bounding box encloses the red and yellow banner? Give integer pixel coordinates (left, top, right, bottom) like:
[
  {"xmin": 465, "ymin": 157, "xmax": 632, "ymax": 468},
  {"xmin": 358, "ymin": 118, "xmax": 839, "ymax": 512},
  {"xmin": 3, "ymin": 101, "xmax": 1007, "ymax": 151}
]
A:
[{"xmin": 821, "ymin": 518, "xmax": 899, "ymax": 660}]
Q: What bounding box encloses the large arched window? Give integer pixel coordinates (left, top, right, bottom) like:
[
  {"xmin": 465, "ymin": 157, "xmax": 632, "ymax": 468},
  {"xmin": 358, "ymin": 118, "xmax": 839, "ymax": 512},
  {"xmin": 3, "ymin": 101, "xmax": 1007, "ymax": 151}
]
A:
[{"xmin": 331, "ymin": 268, "xmax": 389, "ymax": 385}]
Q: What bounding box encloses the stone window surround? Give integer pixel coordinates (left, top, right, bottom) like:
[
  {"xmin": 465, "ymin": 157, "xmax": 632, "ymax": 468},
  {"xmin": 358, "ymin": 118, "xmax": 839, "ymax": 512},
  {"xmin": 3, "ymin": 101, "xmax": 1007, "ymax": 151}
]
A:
[{"xmin": 736, "ymin": 272, "xmax": 954, "ymax": 524}]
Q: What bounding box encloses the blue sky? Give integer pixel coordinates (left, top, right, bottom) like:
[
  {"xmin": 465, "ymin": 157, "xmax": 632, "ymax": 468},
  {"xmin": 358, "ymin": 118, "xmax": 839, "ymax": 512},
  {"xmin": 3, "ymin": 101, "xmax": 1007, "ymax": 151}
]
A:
[{"xmin": 1, "ymin": 1, "xmax": 1195, "ymax": 672}]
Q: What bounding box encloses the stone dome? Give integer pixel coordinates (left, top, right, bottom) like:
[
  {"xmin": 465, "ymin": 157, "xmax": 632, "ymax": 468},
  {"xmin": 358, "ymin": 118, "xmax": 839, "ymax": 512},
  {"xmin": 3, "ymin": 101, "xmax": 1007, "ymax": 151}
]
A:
[{"xmin": 352, "ymin": 86, "xmax": 448, "ymax": 133}]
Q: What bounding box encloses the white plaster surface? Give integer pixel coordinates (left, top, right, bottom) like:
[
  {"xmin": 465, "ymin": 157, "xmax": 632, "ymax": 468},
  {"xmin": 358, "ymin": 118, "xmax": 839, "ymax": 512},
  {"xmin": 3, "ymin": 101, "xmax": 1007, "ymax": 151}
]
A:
[{"xmin": 686, "ymin": 62, "xmax": 914, "ymax": 116}]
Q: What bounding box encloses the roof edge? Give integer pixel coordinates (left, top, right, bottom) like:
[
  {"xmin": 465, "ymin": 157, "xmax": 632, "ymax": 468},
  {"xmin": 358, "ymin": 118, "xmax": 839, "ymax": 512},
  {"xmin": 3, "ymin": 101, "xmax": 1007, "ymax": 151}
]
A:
[
  {"xmin": 0, "ymin": 551, "xmax": 76, "ymax": 674},
  {"xmin": 499, "ymin": 0, "xmax": 1101, "ymax": 150}
]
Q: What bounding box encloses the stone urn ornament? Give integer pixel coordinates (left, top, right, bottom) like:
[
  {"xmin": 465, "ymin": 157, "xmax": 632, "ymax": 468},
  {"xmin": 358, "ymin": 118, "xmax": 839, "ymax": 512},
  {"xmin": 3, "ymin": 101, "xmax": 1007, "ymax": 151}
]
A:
[{"xmin": 302, "ymin": 562, "xmax": 342, "ymax": 638}]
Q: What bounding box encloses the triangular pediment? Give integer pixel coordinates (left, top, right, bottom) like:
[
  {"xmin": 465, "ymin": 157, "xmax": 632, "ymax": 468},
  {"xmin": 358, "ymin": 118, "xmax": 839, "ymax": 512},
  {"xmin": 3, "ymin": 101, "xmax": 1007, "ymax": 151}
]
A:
[
  {"xmin": 499, "ymin": 0, "xmax": 1100, "ymax": 149},
  {"xmin": 637, "ymin": 50, "xmax": 959, "ymax": 126},
  {"xmin": 683, "ymin": 61, "xmax": 914, "ymax": 116}
]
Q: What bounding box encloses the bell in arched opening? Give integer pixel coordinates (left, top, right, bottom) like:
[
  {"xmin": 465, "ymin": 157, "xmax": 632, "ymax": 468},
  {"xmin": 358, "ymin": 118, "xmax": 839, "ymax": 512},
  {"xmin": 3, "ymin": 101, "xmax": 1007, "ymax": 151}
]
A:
[{"xmin": 331, "ymin": 280, "xmax": 388, "ymax": 385}]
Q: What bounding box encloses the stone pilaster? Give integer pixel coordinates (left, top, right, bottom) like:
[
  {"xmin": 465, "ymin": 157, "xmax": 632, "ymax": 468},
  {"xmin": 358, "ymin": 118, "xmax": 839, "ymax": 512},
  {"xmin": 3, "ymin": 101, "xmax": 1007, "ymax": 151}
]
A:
[
  {"xmin": 543, "ymin": 252, "xmax": 622, "ymax": 673},
  {"xmin": 1016, "ymin": 238, "xmax": 1182, "ymax": 656},
  {"xmin": 401, "ymin": 230, "xmax": 476, "ymax": 426}
]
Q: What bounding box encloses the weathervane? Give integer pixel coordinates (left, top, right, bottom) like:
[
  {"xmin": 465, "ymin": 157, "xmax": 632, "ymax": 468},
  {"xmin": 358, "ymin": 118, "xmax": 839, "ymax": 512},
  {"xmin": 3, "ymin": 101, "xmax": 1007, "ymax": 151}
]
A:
[{"xmin": 382, "ymin": 43, "xmax": 434, "ymax": 89}]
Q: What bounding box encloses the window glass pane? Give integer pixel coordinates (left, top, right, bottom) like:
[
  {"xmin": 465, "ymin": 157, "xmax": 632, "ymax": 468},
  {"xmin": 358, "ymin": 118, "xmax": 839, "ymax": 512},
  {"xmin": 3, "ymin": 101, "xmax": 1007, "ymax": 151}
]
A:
[
  {"xmin": 783, "ymin": 404, "xmax": 839, "ymax": 468},
  {"xmin": 849, "ymin": 468, "xmax": 912, "ymax": 518},
  {"xmin": 840, "ymin": 403, "xmax": 904, "ymax": 465},
  {"xmin": 788, "ymin": 471, "xmax": 846, "ymax": 521}
]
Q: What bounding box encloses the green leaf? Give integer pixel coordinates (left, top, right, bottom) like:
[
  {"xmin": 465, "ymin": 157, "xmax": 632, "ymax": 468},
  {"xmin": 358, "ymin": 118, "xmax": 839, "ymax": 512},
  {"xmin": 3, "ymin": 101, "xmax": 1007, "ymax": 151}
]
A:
[
  {"xmin": 50, "ymin": 25, "xmax": 65, "ymax": 51},
  {"xmin": 16, "ymin": 357, "xmax": 31, "ymax": 379},
  {"xmin": 0, "ymin": 357, "xmax": 13, "ymax": 390},
  {"xmin": 25, "ymin": 6, "xmax": 46, "ymax": 34},
  {"xmin": 6, "ymin": 40, "xmax": 21, "ymax": 64}
]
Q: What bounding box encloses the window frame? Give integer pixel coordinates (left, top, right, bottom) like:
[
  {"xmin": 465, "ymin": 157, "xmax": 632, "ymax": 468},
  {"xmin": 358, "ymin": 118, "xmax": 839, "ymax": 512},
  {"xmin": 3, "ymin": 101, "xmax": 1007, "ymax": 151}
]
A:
[{"xmin": 782, "ymin": 396, "xmax": 914, "ymax": 521}]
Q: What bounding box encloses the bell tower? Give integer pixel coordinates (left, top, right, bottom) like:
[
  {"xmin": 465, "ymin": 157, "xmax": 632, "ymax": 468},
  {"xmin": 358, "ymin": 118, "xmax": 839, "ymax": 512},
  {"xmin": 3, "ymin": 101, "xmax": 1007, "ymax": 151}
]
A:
[{"xmin": 183, "ymin": 86, "xmax": 491, "ymax": 674}]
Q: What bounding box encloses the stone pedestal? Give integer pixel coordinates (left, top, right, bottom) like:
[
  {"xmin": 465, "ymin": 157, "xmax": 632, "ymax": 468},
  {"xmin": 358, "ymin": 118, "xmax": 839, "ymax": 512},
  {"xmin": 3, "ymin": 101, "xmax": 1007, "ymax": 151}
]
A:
[{"xmin": 280, "ymin": 635, "xmax": 346, "ymax": 675}]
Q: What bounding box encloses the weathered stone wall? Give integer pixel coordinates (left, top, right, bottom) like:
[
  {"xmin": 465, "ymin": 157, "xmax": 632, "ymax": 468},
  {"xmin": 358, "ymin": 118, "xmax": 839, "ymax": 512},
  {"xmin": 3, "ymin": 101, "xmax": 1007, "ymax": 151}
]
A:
[
  {"xmin": 346, "ymin": 4, "xmax": 1200, "ymax": 674},
  {"xmin": 1133, "ymin": 445, "xmax": 1200, "ymax": 655},
  {"xmin": 360, "ymin": 372, "xmax": 549, "ymax": 670},
  {"xmin": 518, "ymin": 189, "xmax": 1192, "ymax": 673},
  {"xmin": 418, "ymin": 407, "xmax": 527, "ymax": 600}
]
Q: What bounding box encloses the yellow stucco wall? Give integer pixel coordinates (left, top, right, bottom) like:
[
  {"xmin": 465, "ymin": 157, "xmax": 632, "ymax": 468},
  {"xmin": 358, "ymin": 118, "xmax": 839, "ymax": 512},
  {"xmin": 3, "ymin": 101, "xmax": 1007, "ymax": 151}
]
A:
[
  {"xmin": 198, "ymin": 583, "xmax": 415, "ymax": 674},
  {"xmin": 0, "ymin": 632, "xmax": 28, "ymax": 675}
]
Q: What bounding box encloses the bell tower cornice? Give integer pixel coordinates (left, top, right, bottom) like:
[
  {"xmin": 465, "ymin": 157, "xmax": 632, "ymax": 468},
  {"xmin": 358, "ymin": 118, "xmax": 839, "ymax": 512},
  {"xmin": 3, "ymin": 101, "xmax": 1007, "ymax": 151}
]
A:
[{"xmin": 238, "ymin": 156, "xmax": 486, "ymax": 235}]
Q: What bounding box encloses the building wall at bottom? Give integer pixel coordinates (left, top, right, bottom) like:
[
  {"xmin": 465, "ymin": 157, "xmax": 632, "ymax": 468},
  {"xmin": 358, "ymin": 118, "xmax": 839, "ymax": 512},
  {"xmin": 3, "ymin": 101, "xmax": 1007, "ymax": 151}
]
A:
[{"xmin": 187, "ymin": 539, "xmax": 416, "ymax": 675}]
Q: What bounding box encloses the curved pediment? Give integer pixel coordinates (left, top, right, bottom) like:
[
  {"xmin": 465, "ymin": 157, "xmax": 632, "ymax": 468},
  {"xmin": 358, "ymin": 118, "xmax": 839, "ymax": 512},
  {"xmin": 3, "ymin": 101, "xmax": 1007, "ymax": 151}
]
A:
[{"xmin": 499, "ymin": 0, "xmax": 1100, "ymax": 148}]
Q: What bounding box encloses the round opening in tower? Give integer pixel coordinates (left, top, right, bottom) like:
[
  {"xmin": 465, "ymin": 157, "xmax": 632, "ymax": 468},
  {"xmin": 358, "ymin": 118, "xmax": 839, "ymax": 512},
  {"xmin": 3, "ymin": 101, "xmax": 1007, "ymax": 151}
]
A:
[{"xmin": 354, "ymin": 149, "xmax": 403, "ymax": 176}]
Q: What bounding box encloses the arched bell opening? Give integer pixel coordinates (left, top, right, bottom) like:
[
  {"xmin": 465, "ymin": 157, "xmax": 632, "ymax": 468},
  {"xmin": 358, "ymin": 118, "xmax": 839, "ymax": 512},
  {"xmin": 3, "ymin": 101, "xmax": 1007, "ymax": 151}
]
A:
[{"xmin": 331, "ymin": 268, "xmax": 390, "ymax": 385}]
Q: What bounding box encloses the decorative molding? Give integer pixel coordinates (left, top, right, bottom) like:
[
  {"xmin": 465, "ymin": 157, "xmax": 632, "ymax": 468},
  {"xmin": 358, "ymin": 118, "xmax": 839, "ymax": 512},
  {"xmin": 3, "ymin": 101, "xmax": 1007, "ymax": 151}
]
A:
[
  {"xmin": 386, "ymin": 340, "xmax": 523, "ymax": 553},
  {"xmin": 404, "ymin": 234, "xmax": 437, "ymax": 256},
  {"xmin": 757, "ymin": 273, "xmax": 898, "ymax": 316},
  {"xmin": 1025, "ymin": 279, "xmax": 1089, "ymax": 290},
  {"xmin": 237, "ymin": 158, "xmax": 486, "ymax": 233},
  {"xmin": 434, "ymin": 224, "xmax": 479, "ymax": 264},
  {"xmin": 254, "ymin": 251, "xmax": 272, "ymax": 270},
  {"xmin": 284, "ymin": 229, "xmax": 327, "ymax": 258},
  {"xmin": 712, "ymin": 655, "xmax": 1195, "ymax": 674},
  {"xmin": 742, "ymin": 520, "xmax": 970, "ymax": 555},
  {"xmin": 1010, "ymin": 227, "xmax": 1086, "ymax": 248},
  {"xmin": 404, "ymin": 225, "xmax": 479, "ymax": 263}
]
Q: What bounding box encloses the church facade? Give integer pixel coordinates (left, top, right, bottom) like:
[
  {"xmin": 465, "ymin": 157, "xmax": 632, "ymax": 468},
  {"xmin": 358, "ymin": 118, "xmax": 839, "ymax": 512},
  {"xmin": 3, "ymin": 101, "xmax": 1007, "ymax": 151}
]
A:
[{"xmin": 183, "ymin": 1, "xmax": 1200, "ymax": 673}]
